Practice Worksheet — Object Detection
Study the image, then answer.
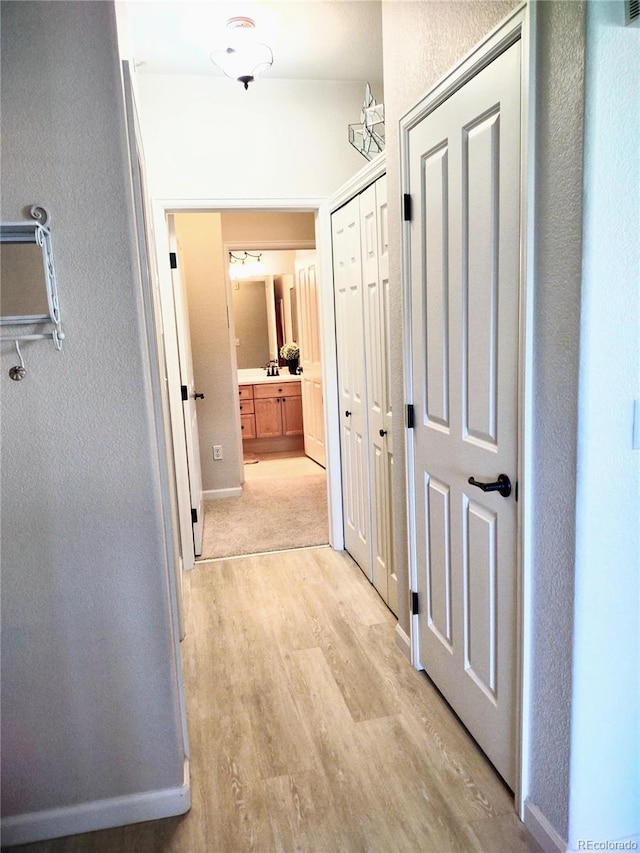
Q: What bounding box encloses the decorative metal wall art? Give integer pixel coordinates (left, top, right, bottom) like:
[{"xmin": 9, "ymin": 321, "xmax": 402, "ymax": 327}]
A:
[{"xmin": 349, "ymin": 83, "xmax": 385, "ymax": 161}]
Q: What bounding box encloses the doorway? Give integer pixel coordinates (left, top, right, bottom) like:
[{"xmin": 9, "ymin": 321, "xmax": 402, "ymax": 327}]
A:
[
  {"xmin": 169, "ymin": 209, "xmax": 330, "ymax": 562},
  {"xmin": 402, "ymin": 24, "xmax": 526, "ymax": 793}
]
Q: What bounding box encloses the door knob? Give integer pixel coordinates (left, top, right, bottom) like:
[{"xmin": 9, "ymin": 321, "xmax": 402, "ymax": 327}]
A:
[
  {"xmin": 468, "ymin": 473, "xmax": 511, "ymax": 498},
  {"xmin": 345, "ymin": 410, "xmax": 351, "ymax": 417},
  {"xmin": 379, "ymin": 429, "xmax": 387, "ymax": 437},
  {"xmin": 194, "ymin": 393, "xmax": 205, "ymax": 400}
]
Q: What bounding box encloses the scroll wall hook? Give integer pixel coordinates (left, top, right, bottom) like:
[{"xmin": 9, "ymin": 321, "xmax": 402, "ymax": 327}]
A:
[{"xmin": 9, "ymin": 341, "xmax": 26, "ymax": 381}]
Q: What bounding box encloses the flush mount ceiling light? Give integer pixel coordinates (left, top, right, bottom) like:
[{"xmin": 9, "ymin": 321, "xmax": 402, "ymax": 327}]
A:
[
  {"xmin": 211, "ymin": 17, "xmax": 273, "ymax": 90},
  {"xmin": 229, "ymin": 251, "xmax": 266, "ymax": 280}
]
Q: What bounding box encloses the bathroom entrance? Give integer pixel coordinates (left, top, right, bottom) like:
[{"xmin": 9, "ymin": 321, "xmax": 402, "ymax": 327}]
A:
[{"xmin": 169, "ymin": 209, "xmax": 329, "ymax": 561}]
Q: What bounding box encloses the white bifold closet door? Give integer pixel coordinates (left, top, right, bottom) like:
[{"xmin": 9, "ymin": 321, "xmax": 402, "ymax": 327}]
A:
[
  {"xmin": 295, "ymin": 253, "xmax": 326, "ymax": 468},
  {"xmin": 332, "ymin": 175, "xmax": 396, "ymax": 614}
]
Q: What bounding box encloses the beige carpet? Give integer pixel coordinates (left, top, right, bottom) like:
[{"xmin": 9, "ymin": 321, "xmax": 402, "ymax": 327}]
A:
[{"xmin": 200, "ymin": 470, "xmax": 328, "ymax": 560}]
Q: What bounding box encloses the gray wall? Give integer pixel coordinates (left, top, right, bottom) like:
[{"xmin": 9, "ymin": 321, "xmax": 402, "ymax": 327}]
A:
[
  {"xmin": 0, "ymin": 0, "xmax": 184, "ymax": 824},
  {"xmin": 174, "ymin": 212, "xmax": 242, "ymax": 495}
]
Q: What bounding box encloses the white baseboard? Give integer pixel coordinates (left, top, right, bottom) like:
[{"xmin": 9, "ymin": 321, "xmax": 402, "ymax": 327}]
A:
[
  {"xmin": 524, "ymin": 800, "xmax": 567, "ymax": 853},
  {"xmin": 395, "ymin": 623, "xmax": 412, "ymax": 661},
  {"xmin": 1, "ymin": 759, "xmax": 190, "ymax": 848},
  {"xmin": 203, "ymin": 487, "xmax": 242, "ymax": 500}
]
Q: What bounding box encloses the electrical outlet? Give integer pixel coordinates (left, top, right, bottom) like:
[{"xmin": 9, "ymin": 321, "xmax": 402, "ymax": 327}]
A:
[{"xmin": 213, "ymin": 445, "xmax": 223, "ymax": 461}]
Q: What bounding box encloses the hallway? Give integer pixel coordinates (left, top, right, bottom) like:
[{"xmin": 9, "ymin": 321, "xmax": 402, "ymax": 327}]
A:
[{"xmin": 11, "ymin": 548, "xmax": 540, "ymax": 852}]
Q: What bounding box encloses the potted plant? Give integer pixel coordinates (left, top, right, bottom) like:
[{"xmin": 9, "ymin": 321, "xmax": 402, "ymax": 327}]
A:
[{"xmin": 280, "ymin": 341, "xmax": 300, "ymax": 374}]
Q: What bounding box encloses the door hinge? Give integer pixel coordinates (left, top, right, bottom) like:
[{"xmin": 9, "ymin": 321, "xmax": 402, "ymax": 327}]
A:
[
  {"xmin": 411, "ymin": 591, "xmax": 419, "ymax": 616},
  {"xmin": 403, "ymin": 193, "xmax": 412, "ymax": 222},
  {"xmin": 191, "ymin": 508, "xmax": 198, "ymax": 524},
  {"xmin": 169, "ymin": 251, "xmax": 177, "ymax": 269},
  {"xmin": 406, "ymin": 404, "xmax": 415, "ymax": 429},
  {"xmin": 181, "ymin": 385, "xmax": 188, "ymax": 401}
]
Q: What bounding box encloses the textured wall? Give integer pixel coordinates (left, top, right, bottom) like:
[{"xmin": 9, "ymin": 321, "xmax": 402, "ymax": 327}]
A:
[
  {"xmin": 222, "ymin": 212, "xmax": 316, "ymax": 244},
  {"xmin": 174, "ymin": 212, "xmax": 241, "ymax": 494},
  {"xmin": 0, "ymin": 0, "xmax": 184, "ymax": 823}
]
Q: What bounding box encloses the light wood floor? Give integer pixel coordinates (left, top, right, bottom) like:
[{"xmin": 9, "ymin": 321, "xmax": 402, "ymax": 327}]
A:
[{"xmin": 9, "ymin": 548, "xmax": 541, "ymax": 853}]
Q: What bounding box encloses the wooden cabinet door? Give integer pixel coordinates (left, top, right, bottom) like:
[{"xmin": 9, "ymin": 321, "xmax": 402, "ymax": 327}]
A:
[
  {"xmin": 240, "ymin": 414, "xmax": 256, "ymax": 439},
  {"xmin": 254, "ymin": 397, "xmax": 283, "ymax": 437},
  {"xmin": 281, "ymin": 395, "xmax": 303, "ymax": 436}
]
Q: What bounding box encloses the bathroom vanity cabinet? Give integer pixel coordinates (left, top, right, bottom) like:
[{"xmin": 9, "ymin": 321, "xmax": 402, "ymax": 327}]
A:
[
  {"xmin": 238, "ymin": 378, "xmax": 303, "ymax": 443},
  {"xmin": 254, "ymin": 383, "xmax": 303, "ymax": 437}
]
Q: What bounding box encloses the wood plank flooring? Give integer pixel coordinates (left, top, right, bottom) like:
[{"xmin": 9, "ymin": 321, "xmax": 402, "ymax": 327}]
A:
[{"xmin": 8, "ymin": 548, "xmax": 541, "ymax": 853}]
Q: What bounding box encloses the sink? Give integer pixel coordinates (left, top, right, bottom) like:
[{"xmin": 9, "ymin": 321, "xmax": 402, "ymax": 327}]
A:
[{"xmin": 237, "ymin": 368, "xmax": 299, "ymax": 384}]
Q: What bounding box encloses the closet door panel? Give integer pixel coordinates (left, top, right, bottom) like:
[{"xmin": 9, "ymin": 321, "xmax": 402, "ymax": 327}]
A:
[
  {"xmin": 361, "ymin": 176, "xmax": 396, "ymax": 614},
  {"xmin": 332, "ymin": 197, "xmax": 371, "ymax": 575}
]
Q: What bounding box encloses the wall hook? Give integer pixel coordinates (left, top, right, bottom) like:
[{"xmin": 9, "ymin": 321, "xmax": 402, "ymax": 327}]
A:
[{"xmin": 9, "ymin": 341, "xmax": 26, "ymax": 381}]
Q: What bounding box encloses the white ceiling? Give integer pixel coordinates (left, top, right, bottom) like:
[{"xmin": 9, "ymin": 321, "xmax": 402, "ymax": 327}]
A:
[{"xmin": 123, "ymin": 0, "xmax": 383, "ymax": 82}]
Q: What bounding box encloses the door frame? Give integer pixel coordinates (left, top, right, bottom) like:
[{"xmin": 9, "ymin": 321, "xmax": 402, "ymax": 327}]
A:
[
  {"xmin": 399, "ymin": 3, "xmax": 535, "ymax": 816},
  {"xmin": 151, "ymin": 197, "xmax": 345, "ymax": 554}
]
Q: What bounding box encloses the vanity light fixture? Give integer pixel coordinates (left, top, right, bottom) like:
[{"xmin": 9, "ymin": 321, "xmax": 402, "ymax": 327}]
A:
[
  {"xmin": 211, "ymin": 17, "xmax": 273, "ymax": 90},
  {"xmin": 229, "ymin": 251, "xmax": 266, "ymax": 280}
]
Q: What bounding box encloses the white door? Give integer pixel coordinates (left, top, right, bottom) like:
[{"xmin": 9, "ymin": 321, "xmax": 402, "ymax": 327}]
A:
[
  {"xmin": 295, "ymin": 252, "xmax": 326, "ymax": 468},
  {"xmin": 408, "ymin": 41, "xmax": 521, "ymax": 787},
  {"xmin": 332, "ymin": 199, "xmax": 371, "ymax": 574},
  {"xmin": 168, "ymin": 217, "xmax": 204, "ymax": 557},
  {"xmin": 360, "ymin": 177, "xmax": 397, "ymax": 614}
]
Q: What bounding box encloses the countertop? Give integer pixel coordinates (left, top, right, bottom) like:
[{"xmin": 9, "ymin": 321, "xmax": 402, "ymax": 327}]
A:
[{"xmin": 238, "ymin": 369, "xmax": 301, "ymax": 385}]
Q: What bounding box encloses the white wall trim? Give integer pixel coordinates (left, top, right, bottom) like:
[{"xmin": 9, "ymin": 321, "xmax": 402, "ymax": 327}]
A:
[
  {"xmin": 157, "ymin": 198, "xmax": 326, "ymax": 212},
  {"xmin": 516, "ymin": 0, "xmax": 537, "ymax": 821},
  {"xmin": 394, "ymin": 623, "xmax": 412, "ymax": 661},
  {"xmin": 224, "ymin": 240, "xmax": 316, "ymax": 251},
  {"xmin": 524, "ymin": 801, "xmax": 567, "ymax": 853},
  {"xmin": 1, "ymin": 760, "xmax": 190, "ymax": 848},
  {"xmin": 315, "ymin": 202, "xmax": 343, "ymax": 550},
  {"xmin": 327, "ymin": 153, "xmax": 386, "ymax": 214},
  {"xmin": 203, "ymin": 487, "xmax": 243, "ymax": 500}
]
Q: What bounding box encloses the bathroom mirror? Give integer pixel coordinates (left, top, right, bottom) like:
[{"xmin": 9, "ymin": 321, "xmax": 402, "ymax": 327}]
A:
[
  {"xmin": 0, "ymin": 241, "xmax": 50, "ymax": 320},
  {"xmin": 230, "ymin": 272, "xmax": 299, "ymax": 370},
  {"xmin": 0, "ymin": 207, "xmax": 63, "ymax": 349},
  {"xmin": 231, "ymin": 276, "xmax": 278, "ymax": 369}
]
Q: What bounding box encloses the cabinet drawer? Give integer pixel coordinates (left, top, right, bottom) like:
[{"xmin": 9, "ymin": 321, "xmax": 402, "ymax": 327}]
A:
[
  {"xmin": 238, "ymin": 399, "xmax": 254, "ymax": 415},
  {"xmin": 238, "ymin": 385, "xmax": 254, "ymax": 401},
  {"xmin": 253, "ymin": 381, "xmax": 301, "ymax": 399},
  {"xmin": 240, "ymin": 414, "xmax": 256, "ymax": 439}
]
